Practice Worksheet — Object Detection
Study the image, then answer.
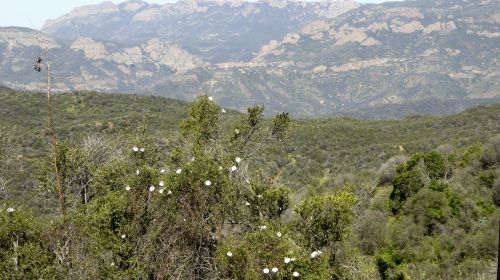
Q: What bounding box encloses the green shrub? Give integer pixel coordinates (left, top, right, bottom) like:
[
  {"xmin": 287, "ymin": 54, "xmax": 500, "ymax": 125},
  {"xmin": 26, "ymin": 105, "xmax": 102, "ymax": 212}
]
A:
[
  {"xmin": 294, "ymin": 190, "xmax": 357, "ymax": 250},
  {"xmin": 0, "ymin": 208, "xmax": 58, "ymax": 279}
]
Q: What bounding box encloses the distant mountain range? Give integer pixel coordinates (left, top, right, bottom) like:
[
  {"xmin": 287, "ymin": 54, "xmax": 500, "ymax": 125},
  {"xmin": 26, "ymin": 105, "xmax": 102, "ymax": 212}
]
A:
[{"xmin": 0, "ymin": 0, "xmax": 499, "ymax": 117}]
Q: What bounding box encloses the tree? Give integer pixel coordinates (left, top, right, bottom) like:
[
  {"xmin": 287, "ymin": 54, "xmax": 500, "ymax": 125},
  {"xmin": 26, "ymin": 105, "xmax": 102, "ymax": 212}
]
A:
[{"xmin": 294, "ymin": 190, "xmax": 357, "ymax": 262}]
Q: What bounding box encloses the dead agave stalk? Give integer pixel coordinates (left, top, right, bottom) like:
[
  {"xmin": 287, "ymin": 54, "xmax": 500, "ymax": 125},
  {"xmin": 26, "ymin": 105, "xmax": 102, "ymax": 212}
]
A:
[{"xmin": 43, "ymin": 47, "xmax": 67, "ymax": 222}]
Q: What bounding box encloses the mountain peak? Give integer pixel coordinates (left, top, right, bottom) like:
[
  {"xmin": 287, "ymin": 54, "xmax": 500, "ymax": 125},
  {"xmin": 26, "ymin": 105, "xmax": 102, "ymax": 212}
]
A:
[
  {"xmin": 119, "ymin": 0, "xmax": 149, "ymax": 11},
  {"xmin": 42, "ymin": 1, "xmax": 119, "ymax": 30}
]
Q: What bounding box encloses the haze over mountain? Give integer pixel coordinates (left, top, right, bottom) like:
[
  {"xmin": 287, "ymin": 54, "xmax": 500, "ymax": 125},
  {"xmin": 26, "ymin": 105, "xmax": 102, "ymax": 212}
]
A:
[{"xmin": 0, "ymin": 0, "xmax": 499, "ymax": 117}]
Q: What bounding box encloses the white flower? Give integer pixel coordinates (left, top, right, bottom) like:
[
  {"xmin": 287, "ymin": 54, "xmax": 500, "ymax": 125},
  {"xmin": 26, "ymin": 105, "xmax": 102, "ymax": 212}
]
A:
[
  {"xmin": 230, "ymin": 165, "xmax": 237, "ymax": 172},
  {"xmin": 167, "ymin": 190, "xmax": 172, "ymax": 195},
  {"xmin": 121, "ymin": 234, "xmax": 126, "ymax": 239},
  {"xmin": 221, "ymin": 108, "xmax": 226, "ymax": 113},
  {"xmin": 7, "ymin": 207, "xmax": 14, "ymax": 213},
  {"xmin": 272, "ymin": 267, "xmax": 278, "ymax": 273},
  {"xmin": 263, "ymin": 268, "xmax": 269, "ymax": 274},
  {"xmin": 276, "ymin": 232, "xmax": 282, "ymax": 237},
  {"xmin": 140, "ymin": 148, "xmax": 145, "ymax": 152},
  {"xmin": 132, "ymin": 146, "xmax": 139, "ymax": 152},
  {"xmin": 159, "ymin": 188, "xmax": 164, "ymax": 194},
  {"xmin": 111, "ymin": 262, "xmax": 115, "ymax": 267},
  {"xmin": 218, "ymin": 166, "xmax": 223, "ymax": 170},
  {"xmin": 235, "ymin": 129, "xmax": 240, "ymax": 134},
  {"xmin": 226, "ymin": 251, "xmax": 233, "ymax": 257},
  {"xmin": 204, "ymin": 180, "xmax": 212, "ymax": 186},
  {"xmin": 257, "ymin": 194, "xmax": 263, "ymax": 199},
  {"xmin": 159, "ymin": 181, "xmax": 165, "ymax": 187},
  {"xmin": 284, "ymin": 257, "xmax": 291, "ymax": 264},
  {"xmin": 245, "ymin": 201, "xmax": 250, "ymax": 206},
  {"xmin": 235, "ymin": 157, "xmax": 241, "ymax": 163},
  {"xmin": 259, "ymin": 225, "xmax": 267, "ymax": 230},
  {"xmin": 293, "ymin": 271, "xmax": 300, "ymax": 277},
  {"xmin": 136, "ymin": 170, "xmax": 140, "ymax": 175},
  {"xmin": 208, "ymin": 96, "xmax": 214, "ymax": 101},
  {"xmin": 310, "ymin": 250, "xmax": 322, "ymax": 258},
  {"xmin": 125, "ymin": 185, "xmax": 131, "ymax": 191},
  {"xmin": 190, "ymin": 157, "xmax": 195, "ymax": 162},
  {"xmin": 160, "ymin": 169, "xmax": 166, "ymax": 174},
  {"xmin": 149, "ymin": 186, "xmax": 155, "ymax": 192},
  {"xmin": 176, "ymin": 169, "xmax": 182, "ymax": 174}
]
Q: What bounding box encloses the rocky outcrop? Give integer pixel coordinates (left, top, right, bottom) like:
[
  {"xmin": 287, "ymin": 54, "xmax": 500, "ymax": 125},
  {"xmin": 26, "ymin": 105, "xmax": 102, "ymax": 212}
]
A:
[
  {"xmin": 142, "ymin": 39, "xmax": 203, "ymax": 72},
  {"xmin": 70, "ymin": 38, "xmax": 108, "ymax": 60},
  {"xmin": 0, "ymin": 28, "xmax": 59, "ymax": 50}
]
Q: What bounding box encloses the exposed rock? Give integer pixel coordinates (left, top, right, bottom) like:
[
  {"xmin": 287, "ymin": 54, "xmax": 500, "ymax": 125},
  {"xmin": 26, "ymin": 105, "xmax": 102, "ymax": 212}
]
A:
[
  {"xmin": 330, "ymin": 58, "xmax": 399, "ymax": 72},
  {"xmin": 420, "ymin": 48, "xmax": 438, "ymax": 57},
  {"xmin": 390, "ymin": 20, "xmax": 424, "ymax": 33},
  {"xmin": 0, "ymin": 28, "xmax": 59, "ymax": 50},
  {"xmin": 282, "ymin": 33, "xmax": 300, "ymax": 45},
  {"xmin": 70, "ymin": 38, "xmax": 108, "ymax": 60},
  {"xmin": 332, "ymin": 28, "xmax": 369, "ymax": 46},
  {"xmin": 110, "ymin": 47, "xmax": 143, "ymax": 65},
  {"xmin": 257, "ymin": 40, "xmax": 283, "ymax": 57},
  {"xmin": 445, "ymin": 48, "xmax": 461, "ymax": 56},
  {"xmin": 132, "ymin": 8, "xmax": 162, "ymax": 22},
  {"xmin": 142, "ymin": 38, "xmax": 203, "ymax": 72},
  {"xmin": 474, "ymin": 30, "xmax": 500, "ymax": 37},
  {"xmin": 368, "ymin": 22, "xmax": 389, "ymax": 32},
  {"xmin": 312, "ymin": 0, "xmax": 359, "ymax": 19},
  {"xmin": 360, "ymin": 37, "xmax": 382, "ymax": 46},
  {"xmin": 121, "ymin": 0, "xmax": 148, "ymax": 12},
  {"xmin": 300, "ymin": 21, "xmax": 330, "ymax": 36},
  {"xmin": 216, "ymin": 61, "xmax": 263, "ymax": 69},
  {"xmin": 423, "ymin": 21, "xmax": 456, "ymax": 34},
  {"xmin": 312, "ymin": 65, "xmax": 327, "ymax": 73}
]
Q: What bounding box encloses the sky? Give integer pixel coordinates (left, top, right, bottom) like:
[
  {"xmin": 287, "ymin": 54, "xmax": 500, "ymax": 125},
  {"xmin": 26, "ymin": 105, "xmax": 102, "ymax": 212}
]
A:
[{"xmin": 0, "ymin": 0, "xmax": 393, "ymax": 29}]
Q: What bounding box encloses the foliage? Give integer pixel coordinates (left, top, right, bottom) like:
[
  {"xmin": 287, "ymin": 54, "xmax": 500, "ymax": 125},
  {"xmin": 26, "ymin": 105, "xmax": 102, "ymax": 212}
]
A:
[
  {"xmin": 0, "ymin": 89, "xmax": 499, "ymax": 279},
  {"xmin": 294, "ymin": 190, "xmax": 357, "ymax": 251}
]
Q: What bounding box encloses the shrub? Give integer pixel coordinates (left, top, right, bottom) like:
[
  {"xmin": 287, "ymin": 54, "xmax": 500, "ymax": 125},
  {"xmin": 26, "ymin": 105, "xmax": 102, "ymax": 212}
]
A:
[
  {"xmin": 0, "ymin": 208, "xmax": 58, "ymax": 279},
  {"xmin": 403, "ymin": 189, "xmax": 451, "ymax": 235},
  {"xmin": 390, "ymin": 169, "xmax": 424, "ymax": 213},
  {"xmin": 378, "ymin": 155, "xmax": 408, "ymax": 186},
  {"xmin": 294, "ymin": 190, "xmax": 357, "ymax": 251}
]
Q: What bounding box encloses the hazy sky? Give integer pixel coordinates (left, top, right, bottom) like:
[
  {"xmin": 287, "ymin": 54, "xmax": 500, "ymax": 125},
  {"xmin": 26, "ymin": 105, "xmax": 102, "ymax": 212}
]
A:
[{"xmin": 0, "ymin": 0, "xmax": 395, "ymax": 29}]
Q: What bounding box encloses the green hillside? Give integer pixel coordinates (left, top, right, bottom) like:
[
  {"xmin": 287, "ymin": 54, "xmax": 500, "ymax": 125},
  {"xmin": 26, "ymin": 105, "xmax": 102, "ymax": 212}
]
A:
[{"xmin": 0, "ymin": 89, "xmax": 499, "ymax": 279}]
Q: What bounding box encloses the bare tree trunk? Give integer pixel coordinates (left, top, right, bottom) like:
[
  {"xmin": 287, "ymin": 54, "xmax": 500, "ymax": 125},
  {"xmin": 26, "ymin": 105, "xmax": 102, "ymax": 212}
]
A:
[{"xmin": 45, "ymin": 47, "xmax": 66, "ymax": 222}]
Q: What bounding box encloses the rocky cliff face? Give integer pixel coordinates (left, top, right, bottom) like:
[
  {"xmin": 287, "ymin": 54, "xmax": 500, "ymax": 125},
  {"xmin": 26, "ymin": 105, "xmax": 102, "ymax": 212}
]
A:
[
  {"xmin": 41, "ymin": 0, "xmax": 359, "ymax": 63},
  {"xmin": 0, "ymin": 0, "xmax": 499, "ymax": 118}
]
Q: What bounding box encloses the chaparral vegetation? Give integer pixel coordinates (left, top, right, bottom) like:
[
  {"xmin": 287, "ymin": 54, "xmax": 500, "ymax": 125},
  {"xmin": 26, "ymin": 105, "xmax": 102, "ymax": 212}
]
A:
[{"xmin": 0, "ymin": 88, "xmax": 499, "ymax": 279}]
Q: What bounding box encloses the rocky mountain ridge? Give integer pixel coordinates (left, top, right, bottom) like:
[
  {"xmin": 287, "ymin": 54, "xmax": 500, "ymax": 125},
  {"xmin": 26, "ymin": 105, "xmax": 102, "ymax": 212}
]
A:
[{"xmin": 0, "ymin": 0, "xmax": 498, "ymax": 117}]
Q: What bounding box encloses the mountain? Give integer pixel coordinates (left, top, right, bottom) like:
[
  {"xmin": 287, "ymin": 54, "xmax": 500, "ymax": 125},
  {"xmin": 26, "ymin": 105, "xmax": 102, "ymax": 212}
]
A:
[
  {"xmin": 41, "ymin": 0, "xmax": 359, "ymax": 63},
  {"xmin": 0, "ymin": 0, "xmax": 499, "ymax": 117}
]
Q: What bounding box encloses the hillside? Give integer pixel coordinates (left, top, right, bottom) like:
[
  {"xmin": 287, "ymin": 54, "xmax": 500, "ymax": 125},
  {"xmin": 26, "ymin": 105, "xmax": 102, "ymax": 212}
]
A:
[
  {"xmin": 1, "ymin": 88, "xmax": 499, "ymax": 207},
  {"xmin": 0, "ymin": 89, "xmax": 498, "ymax": 279},
  {"xmin": 0, "ymin": 0, "xmax": 498, "ymax": 117}
]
